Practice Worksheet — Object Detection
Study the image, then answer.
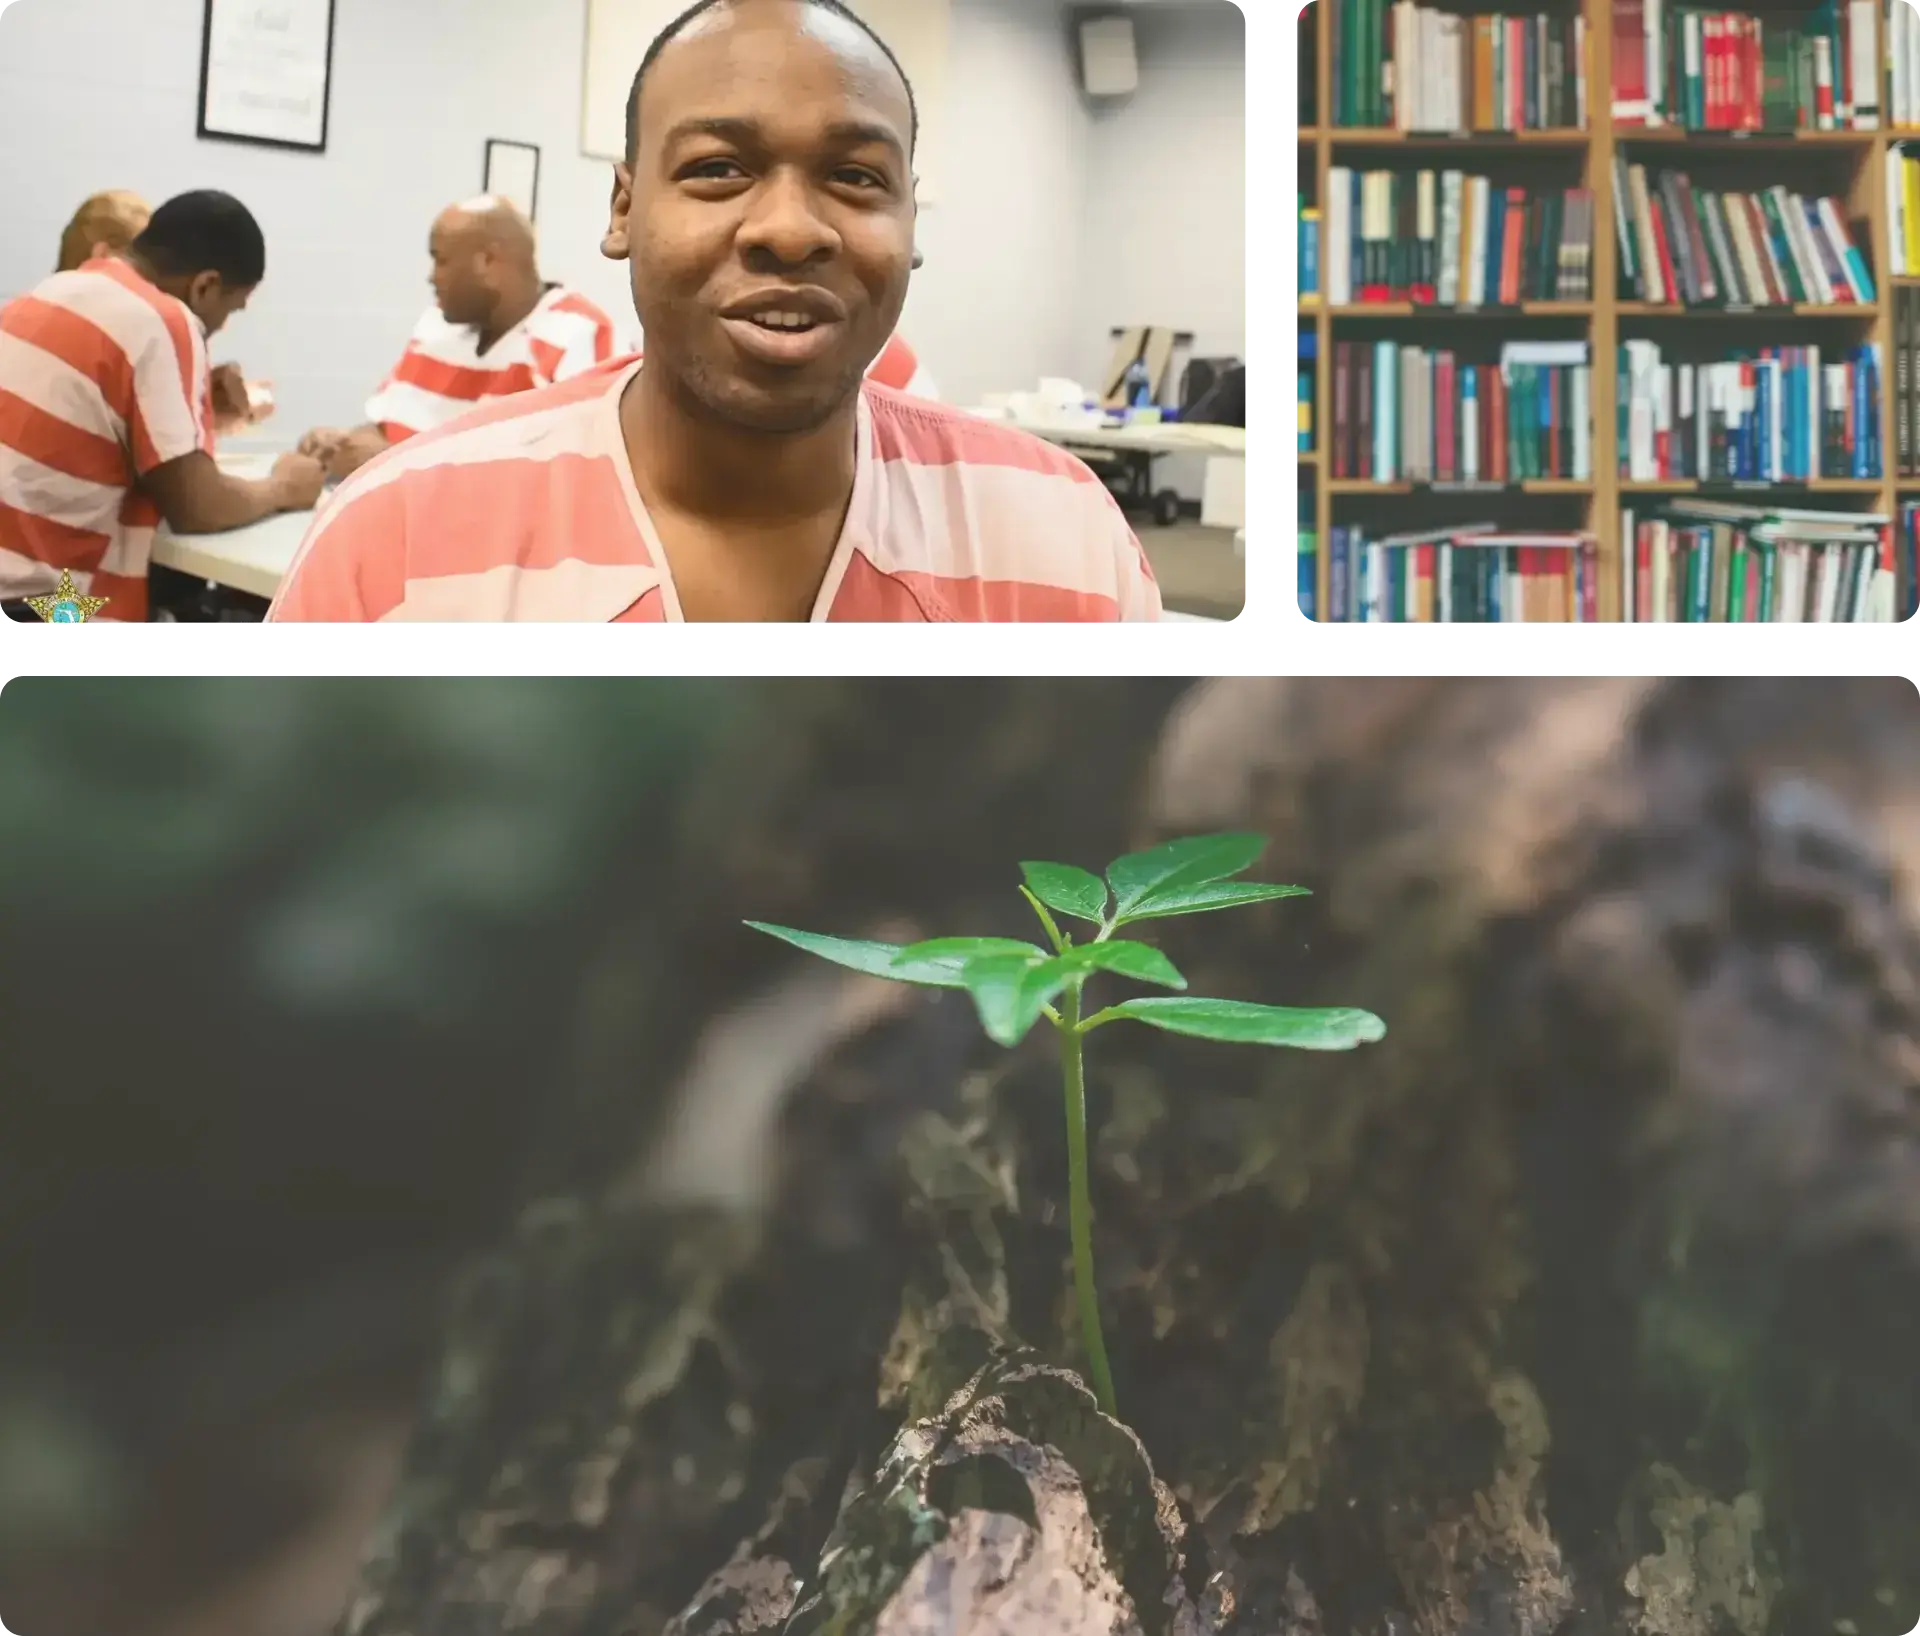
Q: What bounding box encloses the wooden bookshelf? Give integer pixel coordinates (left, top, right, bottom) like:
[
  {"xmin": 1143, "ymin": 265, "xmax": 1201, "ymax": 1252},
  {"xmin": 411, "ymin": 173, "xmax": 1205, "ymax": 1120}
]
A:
[{"xmin": 1298, "ymin": 0, "xmax": 1903, "ymax": 623}]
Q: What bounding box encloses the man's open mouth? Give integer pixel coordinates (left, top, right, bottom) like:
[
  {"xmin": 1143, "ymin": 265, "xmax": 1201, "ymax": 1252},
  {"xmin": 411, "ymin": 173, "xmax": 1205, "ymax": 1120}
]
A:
[{"xmin": 719, "ymin": 309, "xmax": 846, "ymax": 369}]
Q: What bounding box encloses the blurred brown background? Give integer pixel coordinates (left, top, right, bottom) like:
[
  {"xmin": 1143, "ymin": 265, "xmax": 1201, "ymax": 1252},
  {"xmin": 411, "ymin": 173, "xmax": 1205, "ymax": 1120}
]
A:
[{"xmin": 0, "ymin": 678, "xmax": 1915, "ymax": 1636}]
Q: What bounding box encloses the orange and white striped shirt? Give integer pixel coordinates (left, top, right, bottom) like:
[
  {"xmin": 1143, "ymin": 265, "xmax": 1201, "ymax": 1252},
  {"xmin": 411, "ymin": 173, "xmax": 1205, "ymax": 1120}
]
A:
[
  {"xmin": 268, "ymin": 358, "xmax": 1160, "ymax": 623},
  {"xmin": 0, "ymin": 258, "xmax": 214, "ymax": 621},
  {"xmin": 367, "ymin": 285, "xmax": 627, "ymax": 443}
]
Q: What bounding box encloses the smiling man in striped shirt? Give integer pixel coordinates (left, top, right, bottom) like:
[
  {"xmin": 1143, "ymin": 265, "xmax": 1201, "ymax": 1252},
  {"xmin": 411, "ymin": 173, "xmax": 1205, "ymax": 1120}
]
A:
[
  {"xmin": 296, "ymin": 197, "xmax": 627, "ymax": 483},
  {"xmin": 270, "ymin": 0, "xmax": 1159, "ymax": 623}
]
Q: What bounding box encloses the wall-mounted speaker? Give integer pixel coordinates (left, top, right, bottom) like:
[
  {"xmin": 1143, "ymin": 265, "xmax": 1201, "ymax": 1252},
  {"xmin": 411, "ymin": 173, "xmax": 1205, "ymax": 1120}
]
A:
[{"xmin": 1079, "ymin": 15, "xmax": 1140, "ymax": 97}]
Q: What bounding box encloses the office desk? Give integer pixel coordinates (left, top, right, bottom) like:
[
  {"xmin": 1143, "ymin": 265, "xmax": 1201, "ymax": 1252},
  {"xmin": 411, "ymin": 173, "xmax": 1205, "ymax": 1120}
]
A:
[
  {"xmin": 1012, "ymin": 421, "xmax": 1248, "ymax": 459},
  {"xmin": 150, "ymin": 450, "xmax": 316, "ymax": 602},
  {"xmin": 975, "ymin": 416, "xmax": 1248, "ymax": 530}
]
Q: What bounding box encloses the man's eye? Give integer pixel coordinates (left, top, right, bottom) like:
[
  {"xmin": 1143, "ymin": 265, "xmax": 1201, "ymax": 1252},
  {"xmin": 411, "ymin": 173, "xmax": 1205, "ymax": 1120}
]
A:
[
  {"xmin": 834, "ymin": 168, "xmax": 885, "ymax": 190},
  {"xmin": 683, "ymin": 158, "xmax": 747, "ymax": 181}
]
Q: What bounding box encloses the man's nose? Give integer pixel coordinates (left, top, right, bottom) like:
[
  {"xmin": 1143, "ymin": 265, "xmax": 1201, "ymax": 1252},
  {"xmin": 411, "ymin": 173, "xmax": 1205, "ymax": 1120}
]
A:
[{"xmin": 736, "ymin": 168, "xmax": 841, "ymax": 267}]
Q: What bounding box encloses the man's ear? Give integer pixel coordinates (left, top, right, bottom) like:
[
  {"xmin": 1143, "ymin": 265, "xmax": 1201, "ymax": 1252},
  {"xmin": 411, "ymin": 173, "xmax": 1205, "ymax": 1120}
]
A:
[
  {"xmin": 602, "ymin": 162, "xmax": 635, "ymax": 262},
  {"xmin": 187, "ymin": 270, "xmax": 223, "ymax": 312}
]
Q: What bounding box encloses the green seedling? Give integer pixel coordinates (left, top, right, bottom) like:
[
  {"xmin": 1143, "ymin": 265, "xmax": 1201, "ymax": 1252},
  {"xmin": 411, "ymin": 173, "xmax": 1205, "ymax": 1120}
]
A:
[{"xmin": 747, "ymin": 832, "xmax": 1386, "ymax": 1419}]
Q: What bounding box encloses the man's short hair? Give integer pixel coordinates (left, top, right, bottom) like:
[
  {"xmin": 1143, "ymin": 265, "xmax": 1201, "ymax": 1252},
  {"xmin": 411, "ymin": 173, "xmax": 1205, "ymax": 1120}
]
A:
[
  {"xmin": 56, "ymin": 190, "xmax": 151, "ymax": 273},
  {"xmin": 130, "ymin": 190, "xmax": 267, "ymax": 288},
  {"xmin": 624, "ymin": 0, "xmax": 918, "ymax": 165}
]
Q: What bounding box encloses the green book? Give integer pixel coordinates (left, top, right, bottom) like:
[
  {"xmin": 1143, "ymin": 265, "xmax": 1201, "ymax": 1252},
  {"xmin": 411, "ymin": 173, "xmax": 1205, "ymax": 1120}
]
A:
[
  {"xmin": 1757, "ymin": 540, "xmax": 1777, "ymax": 620},
  {"xmin": 1710, "ymin": 524, "xmax": 1733, "ymax": 621},
  {"xmin": 1729, "ymin": 536, "xmax": 1749, "ymax": 620},
  {"xmin": 1759, "ymin": 192, "xmax": 1807, "ymax": 301}
]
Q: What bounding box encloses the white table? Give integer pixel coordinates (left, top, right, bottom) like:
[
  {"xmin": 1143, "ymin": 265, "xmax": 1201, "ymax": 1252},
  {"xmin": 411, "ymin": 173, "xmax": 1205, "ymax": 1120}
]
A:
[
  {"xmin": 149, "ymin": 449, "xmax": 316, "ymax": 601},
  {"xmin": 996, "ymin": 419, "xmax": 1247, "ymax": 459}
]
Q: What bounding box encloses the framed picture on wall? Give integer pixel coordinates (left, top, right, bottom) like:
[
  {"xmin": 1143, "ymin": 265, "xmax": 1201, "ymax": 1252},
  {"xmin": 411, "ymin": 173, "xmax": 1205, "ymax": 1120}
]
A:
[
  {"xmin": 484, "ymin": 139, "xmax": 542, "ymax": 222},
  {"xmin": 197, "ymin": 0, "xmax": 338, "ymax": 153}
]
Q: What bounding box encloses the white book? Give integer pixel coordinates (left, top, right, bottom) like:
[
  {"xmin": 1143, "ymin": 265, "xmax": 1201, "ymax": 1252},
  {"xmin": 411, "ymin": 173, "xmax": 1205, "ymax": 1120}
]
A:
[
  {"xmin": 1439, "ymin": 542, "xmax": 1453, "ymax": 622},
  {"xmin": 1779, "ymin": 189, "xmax": 1832, "ymax": 304},
  {"xmin": 1626, "ymin": 340, "xmax": 1656, "ymax": 478},
  {"xmin": 1463, "ymin": 366, "xmax": 1480, "ymax": 479},
  {"xmin": 1684, "ymin": 14, "xmax": 1702, "ymax": 121},
  {"xmin": 1651, "ymin": 366, "xmax": 1666, "ymax": 480},
  {"xmin": 1328, "ymin": 168, "xmax": 1350, "ymax": 306},
  {"xmin": 1393, "ymin": 2, "xmax": 1415, "ymax": 128},
  {"xmin": 1815, "ymin": 196, "xmax": 1866, "ymax": 299},
  {"xmin": 1870, "ymin": 566, "xmax": 1897, "ymax": 620},
  {"xmin": 1466, "ymin": 175, "xmax": 1491, "ymax": 307},
  {"xmin": 1417, "ymin": 169, "xmax": 1436, "ymax": 297},
  {"xmin": 1771, "ymin": 358, "xmax": 1785, "ymax": 478},
  {"xmin": 1910, "ymin": 0, "xmax": 1920, "ymax": 126},
  {"xmin": 1575, "ymin": 15, "xmax": 1587, "ymax": 128},
  {"xmin": 1851, "ymin": 1, "xmax": 1879, "ymax": 124},
  {"xmin": 1894, "ymin": 3, "xmax": 1909, "ymax": 129},
  {"xmin": 1815, "ymin": 36, "xmax": 1835, "ymax": 130},
  {"xmin": 1806, "ymin": 343, "xmax": 1823, "ymax": 475},
  {"xmin": 1850, "ymin": 543, "xmax": 1874, "ymax": 619},
  {"xmin": 1621, "ymin": 506, "xmax": 1636, "ymax": 619}
]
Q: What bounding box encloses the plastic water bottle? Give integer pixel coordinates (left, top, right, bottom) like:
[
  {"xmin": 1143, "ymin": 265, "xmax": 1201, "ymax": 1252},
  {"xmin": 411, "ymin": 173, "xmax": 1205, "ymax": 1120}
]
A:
[{"xmin": 1123, "ymin": 358, "xmax": 1153, "ymax": 409}]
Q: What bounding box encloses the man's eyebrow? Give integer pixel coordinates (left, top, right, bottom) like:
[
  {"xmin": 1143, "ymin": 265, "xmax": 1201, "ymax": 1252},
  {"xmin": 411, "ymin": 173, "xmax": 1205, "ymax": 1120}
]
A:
[{"xmin": 657, "ymin": 115, "xmax": 906, "ymax": 161}]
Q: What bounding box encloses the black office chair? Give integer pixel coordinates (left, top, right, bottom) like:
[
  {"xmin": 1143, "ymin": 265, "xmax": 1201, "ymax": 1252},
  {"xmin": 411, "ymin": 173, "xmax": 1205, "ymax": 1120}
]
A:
[{"xmin": 1181, "ymin": 358, "xmax": 1246, "ymax": 428}]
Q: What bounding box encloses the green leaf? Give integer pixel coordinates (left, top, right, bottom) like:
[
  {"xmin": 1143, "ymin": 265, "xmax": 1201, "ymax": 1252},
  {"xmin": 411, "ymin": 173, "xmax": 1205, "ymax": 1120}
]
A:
[
  {"xmin": 1054, "ymin": 940, "xmax": 1187, "ymax": 989},
  {"xmin": 1115, "ymin": 882, "xmax": 1312, "ymax": 924},
  {"xmin": 745, "ymin": 922, "xmax": 970, "ymax": 988},
  {"xmin": 1106, "ymin": 832, "xmax": 1267, "ymax": 918},
  {"xmin": 1106, "ymin": 996, "xmax": 1385, "ymax": 1050},
  {"xmin": 961, "ymin": 953, "xmax": 1076, "ymax": 1048},
  {"xmin": 896, "ymin": 937, "xmax": 1048, "ymax": 963},
  {"xmin": 1019, "ymin": 860, "xmax": 1109, "ymax": 924}
]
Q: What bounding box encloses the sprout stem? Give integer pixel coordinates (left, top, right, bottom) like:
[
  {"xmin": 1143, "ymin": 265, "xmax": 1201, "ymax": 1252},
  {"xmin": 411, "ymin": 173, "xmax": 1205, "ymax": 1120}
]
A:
[{"xmin": 1058, "ymin": 984, "xmax": 1117, "ymax": 1417}]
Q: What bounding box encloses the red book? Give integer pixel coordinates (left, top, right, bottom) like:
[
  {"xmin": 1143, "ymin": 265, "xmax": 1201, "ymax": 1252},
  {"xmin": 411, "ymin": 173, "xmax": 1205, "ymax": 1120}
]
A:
[
  {"xmin": 1333, "ymin": 342, "xmax": 1351, "ymax": 478},
  {"xmin": 1614, "ymin": 0, "xmax": 1649, "ymax": 121},
  {"xmin": 1648, "ymin": 202, "xmax": 1681, "ymax": 307},
  {"xmin": 1436, "ymin": 352, "xmax": 1456, "ymax": 478},
  {"xmin": 1491, "ymin": 371, "xmax": 1509, "ymax": 484},
  {"xmin": 1416, "ymin": 543, "xmax": 1436, "ymax": 619},
  {"xmin": 1635, "ymin": 525, "xmax": 1652, "ymax": 621},
  {"xmin": 1747, "ymin": 16, "xmax": 1763, "ymax": 130},
  {"xmin": 1501, "ymin": 187, "xmax": 1526, "ymax": 303},
  {"xmin": 1745, "ymin": 195, "xmax": 1785, "ymax": 303},
  {"xmin": 1711, "ymin": 14, "xmax": 1725, "ymax": 127}
]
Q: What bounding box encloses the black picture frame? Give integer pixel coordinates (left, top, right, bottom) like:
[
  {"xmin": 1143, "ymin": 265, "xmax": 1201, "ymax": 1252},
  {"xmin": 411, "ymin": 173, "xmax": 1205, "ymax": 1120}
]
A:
[
  {"xmin": 484, "ymin": 139, "xmax": 543, "ymax": 223},
  {"xmin": 196, "ymin": 0, "xmax": 338, "ymax": 154}
]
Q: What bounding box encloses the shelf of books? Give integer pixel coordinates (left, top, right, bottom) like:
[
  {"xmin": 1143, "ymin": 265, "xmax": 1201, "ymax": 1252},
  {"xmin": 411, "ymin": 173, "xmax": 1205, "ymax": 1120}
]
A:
[{"xmin": 1296, "ymin": 0, "xmax": 1920, "ymax": 622}]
